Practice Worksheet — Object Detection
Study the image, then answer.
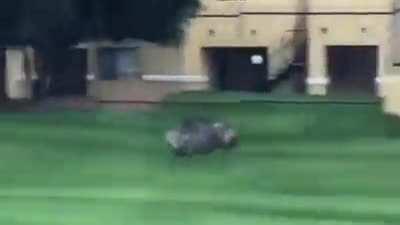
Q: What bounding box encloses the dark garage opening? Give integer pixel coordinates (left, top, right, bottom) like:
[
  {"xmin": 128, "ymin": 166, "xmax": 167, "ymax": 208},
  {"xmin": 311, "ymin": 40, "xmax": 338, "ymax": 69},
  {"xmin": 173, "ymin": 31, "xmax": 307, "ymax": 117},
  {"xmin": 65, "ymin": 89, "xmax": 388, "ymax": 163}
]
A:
[
  {"xmin": 327, "ymin": 46, "xmax": 378, "ymax": 96},
  {"xmin": 49, "ymin": 49, "xmax": 87, "ymax": 96},
  {"xmin": 205, "ymin": 47, "xmax": 268, "ymax": 92},
  {"xmin": 36, "ymin": 49, "xmax": 88, "ymax": 97}
]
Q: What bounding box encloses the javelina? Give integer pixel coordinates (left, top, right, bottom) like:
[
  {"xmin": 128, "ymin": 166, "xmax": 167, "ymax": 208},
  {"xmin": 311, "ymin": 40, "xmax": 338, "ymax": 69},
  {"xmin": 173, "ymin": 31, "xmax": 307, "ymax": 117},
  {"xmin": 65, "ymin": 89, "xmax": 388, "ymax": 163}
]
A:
[{"xmin": 165, "ymin": 118, "xmax": 238, "ymax": 157}]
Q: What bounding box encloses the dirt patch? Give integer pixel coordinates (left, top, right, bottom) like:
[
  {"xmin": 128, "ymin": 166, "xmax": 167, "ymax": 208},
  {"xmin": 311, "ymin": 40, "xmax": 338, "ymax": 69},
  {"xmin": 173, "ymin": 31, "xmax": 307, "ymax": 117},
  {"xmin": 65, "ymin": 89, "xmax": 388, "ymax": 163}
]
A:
[{"xmin": 0, "ymin": 97, "xmax": 160, "ymax": 113}]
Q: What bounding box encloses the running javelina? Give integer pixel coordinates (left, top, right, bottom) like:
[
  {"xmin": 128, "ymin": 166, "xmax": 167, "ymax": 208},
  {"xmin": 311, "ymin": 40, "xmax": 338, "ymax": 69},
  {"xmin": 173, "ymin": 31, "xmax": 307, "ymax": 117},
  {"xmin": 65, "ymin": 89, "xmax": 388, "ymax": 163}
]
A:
[{"xmin": 165, "ymin": 118, "xmax": 238, "ymax": 157}]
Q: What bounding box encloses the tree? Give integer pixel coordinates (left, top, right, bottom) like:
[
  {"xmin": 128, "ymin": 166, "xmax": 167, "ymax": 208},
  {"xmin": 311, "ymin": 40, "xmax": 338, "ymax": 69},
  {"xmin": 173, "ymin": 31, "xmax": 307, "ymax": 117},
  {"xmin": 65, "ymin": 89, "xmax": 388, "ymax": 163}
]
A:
[
  {"xmin": 0, "ymin": 0, "xmax": 200, "ymax": 97},
  {"xmin": 0, "ymin": 0, "xmax": 200, "ymax": 49}
]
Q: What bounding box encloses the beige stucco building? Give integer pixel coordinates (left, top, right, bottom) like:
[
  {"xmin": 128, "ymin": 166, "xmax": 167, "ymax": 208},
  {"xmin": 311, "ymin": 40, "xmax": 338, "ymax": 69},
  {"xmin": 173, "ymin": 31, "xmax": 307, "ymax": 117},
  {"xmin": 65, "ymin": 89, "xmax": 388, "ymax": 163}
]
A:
[{"xmin": 4, "ymin": 0, "xmax": 400, "ymax": 114}]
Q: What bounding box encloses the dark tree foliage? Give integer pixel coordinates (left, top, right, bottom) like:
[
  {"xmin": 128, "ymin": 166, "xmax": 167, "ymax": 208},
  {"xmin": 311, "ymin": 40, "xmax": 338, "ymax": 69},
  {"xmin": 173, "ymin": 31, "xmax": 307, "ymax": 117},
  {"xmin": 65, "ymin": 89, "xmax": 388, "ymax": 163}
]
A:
[
  {"xmin": 0, "ymin": 0, "xmax": 24, "ymax": 45},
  {"xmin": 0, "ymin": 0, "xmax": 200, "ymax": 49},
  {"xmin": 21, "ymin": 0, "xmax": 83, "ymax": 50},
  {"xmin": 115, "ymin": 0, "xmax": 200, "ymax": 44}
]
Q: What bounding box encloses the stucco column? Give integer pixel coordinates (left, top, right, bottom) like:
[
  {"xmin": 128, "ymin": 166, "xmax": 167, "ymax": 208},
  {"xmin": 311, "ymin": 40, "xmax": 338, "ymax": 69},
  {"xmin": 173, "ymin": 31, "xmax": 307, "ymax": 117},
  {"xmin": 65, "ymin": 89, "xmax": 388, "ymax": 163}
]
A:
[
  {"xmin": 377, "ymin": 41, "xmax": 400, "ymax": 116},
  {"xmin": 306, "ymin": 41, "xmax": 329, "ymax": 95},
  {"xmin": 5, "ymin": 48, "xmax": 31, "ymax": 99},
  {"xmin": 86, "ymin": 47, "xmax": 98, "ymax": 80},
  {"xmin": 86, "ymin": 47, "xmax": 99, "ymax": 99},
  {"xmin": 181, "ymin": 19, "xmax": 209, "ymax": 78},
  {"xmin": 376, "ymin": 40, "xmax": 392, "ymax": 97}
]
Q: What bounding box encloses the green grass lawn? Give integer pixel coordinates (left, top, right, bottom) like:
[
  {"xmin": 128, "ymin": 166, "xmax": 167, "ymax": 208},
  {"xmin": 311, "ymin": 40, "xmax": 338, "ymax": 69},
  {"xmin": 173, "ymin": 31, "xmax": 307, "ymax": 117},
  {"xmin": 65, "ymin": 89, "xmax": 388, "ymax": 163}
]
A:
[{"xmin": 1, "ymin": 98, "xmax": 400, "ymax": 225}]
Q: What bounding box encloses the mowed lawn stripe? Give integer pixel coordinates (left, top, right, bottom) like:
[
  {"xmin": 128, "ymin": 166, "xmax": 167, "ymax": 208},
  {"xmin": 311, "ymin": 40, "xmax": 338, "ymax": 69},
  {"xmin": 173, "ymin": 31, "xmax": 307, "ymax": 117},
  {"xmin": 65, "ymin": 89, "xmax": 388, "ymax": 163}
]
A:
[{"xmin": 0, "ymin": 101, "xmax": 399, "ymax": 224}]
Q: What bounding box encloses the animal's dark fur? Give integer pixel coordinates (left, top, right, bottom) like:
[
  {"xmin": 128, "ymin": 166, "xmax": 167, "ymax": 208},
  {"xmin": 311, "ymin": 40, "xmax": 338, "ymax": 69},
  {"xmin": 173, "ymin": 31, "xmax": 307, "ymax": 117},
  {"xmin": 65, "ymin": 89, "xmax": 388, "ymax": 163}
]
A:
[{"xmin": 166, "ymin": 117, "xmax": 238, "ymax": 157}]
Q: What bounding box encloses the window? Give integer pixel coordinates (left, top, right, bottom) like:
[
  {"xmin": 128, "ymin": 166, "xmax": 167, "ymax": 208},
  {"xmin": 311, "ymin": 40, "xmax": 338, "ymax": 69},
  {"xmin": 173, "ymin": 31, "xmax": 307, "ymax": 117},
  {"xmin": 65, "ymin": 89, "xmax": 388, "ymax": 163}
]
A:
[{"xmin": 98, "ymin": 48, "xmax": 140, "ymax": 80}]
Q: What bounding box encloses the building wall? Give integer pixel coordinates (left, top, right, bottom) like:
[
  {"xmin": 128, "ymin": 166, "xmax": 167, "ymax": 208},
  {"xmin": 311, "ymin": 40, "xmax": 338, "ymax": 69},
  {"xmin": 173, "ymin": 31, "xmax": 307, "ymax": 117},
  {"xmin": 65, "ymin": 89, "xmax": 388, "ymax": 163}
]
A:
[
  {"xmin": 307, "ymin": 14, "xmax": 393, "ymax": 95},
  {"xmin": 137, "ymin": 44, "xmax": 184, "ymax": 75},
  {"xmin": 181, "ymin": 15, "xmax": 306, "ymax": 77},
  {"xmin": 88, "ymin": 79, "xmax": 208, "ymax": 102},
  {"xmin": 85, "ymin": 0, "xmax": 400, "ymax": 115},
  {"xmin": 307, "ymin": 0, "xmax": 394, "ymax": 12},
  {"xmin": 181, "ymin": 0, "xmax": 311, "ymax": 77},
  {"xmin": 84, "ymin": 0, "xmax": 398, "ymax": 79},
  {"xmin": 181, "ymin": 0, "xmax": 399, "ymax": 76},
  {"xmin": 88, "ymin": 11, "xmax": 306, "ymax": 101}
]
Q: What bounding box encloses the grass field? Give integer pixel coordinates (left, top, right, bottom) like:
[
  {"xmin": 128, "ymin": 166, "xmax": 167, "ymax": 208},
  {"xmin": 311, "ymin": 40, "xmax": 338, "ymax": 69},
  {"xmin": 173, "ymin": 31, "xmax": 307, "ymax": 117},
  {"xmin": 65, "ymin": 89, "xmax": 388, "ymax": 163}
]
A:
[{"xmin": 1, "ymin": 97, "xmax": 400, "ymax": 225}]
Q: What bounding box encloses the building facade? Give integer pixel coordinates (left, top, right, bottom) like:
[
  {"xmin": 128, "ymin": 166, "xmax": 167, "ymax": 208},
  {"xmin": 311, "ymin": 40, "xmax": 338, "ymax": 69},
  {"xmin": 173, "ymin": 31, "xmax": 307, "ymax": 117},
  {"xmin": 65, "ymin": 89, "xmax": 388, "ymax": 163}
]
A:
[
  {"xmin": 4, "ymin": 0, "xmax": 400, "ymax": 113},
  {"xmin": 89, "ymin": 0, "xmax": 400, "ymax": 103}
]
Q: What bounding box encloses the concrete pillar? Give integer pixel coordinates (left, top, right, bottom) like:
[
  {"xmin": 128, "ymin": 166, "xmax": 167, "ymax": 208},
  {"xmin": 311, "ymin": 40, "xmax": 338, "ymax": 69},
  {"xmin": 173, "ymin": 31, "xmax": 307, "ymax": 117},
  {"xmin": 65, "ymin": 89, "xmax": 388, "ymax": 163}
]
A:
[
  {"xmin": 306, "ymin": 41, "xmax": 329, "ymax": 95},
  {"xmin": 375, "ymin": 44, "xmax": 386, "ymax": 98},
  {"xmin": 86, "ymin": 47, "xmax": 99, "ymax": 99},
  {"xmin": 5, "ymin": 48, "xmax": 31, "ymax": 99},
  {"xmin": 87, "ymin": 47, "xmax": 98, "ymax": 80},
  {"xmin": 377, "ymin": 76, "xmax": 400, "ymax": 116}
]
